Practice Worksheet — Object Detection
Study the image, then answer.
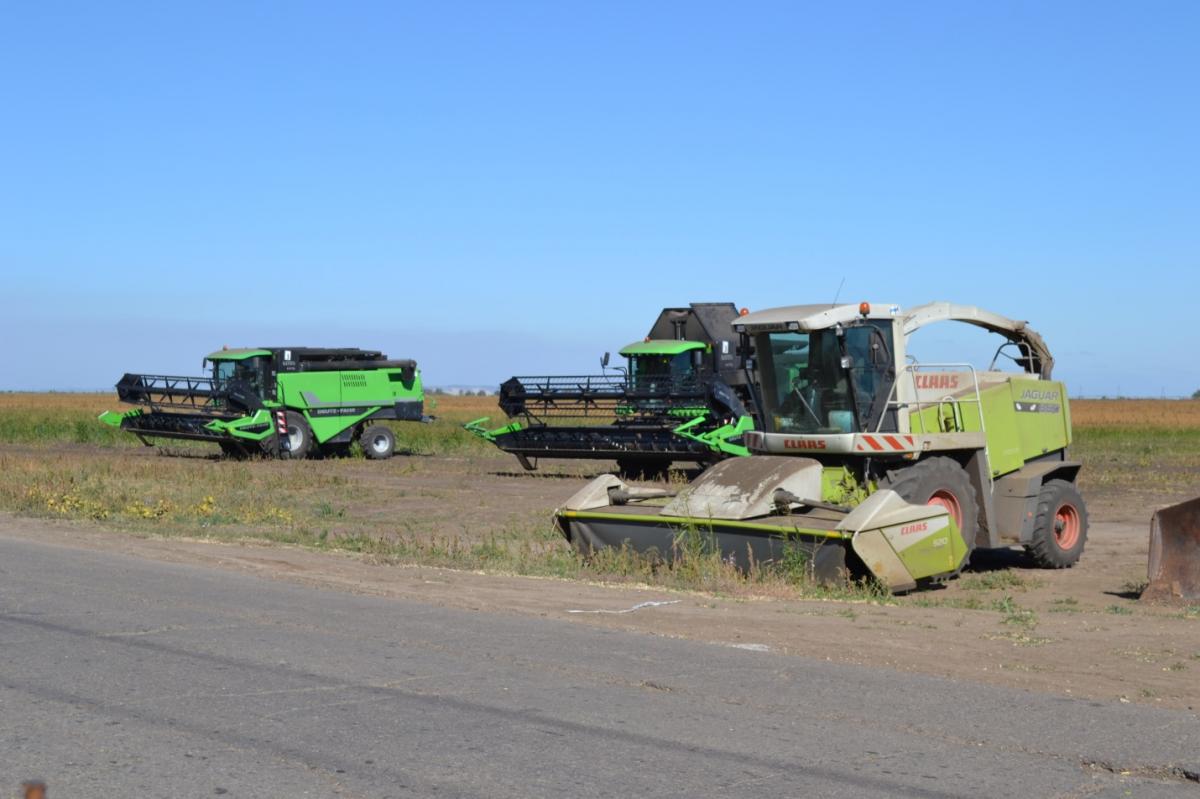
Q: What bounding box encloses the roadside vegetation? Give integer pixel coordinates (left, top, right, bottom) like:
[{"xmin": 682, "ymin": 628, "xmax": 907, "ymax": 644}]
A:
[
  {"xmin": 1070, "ymin": 400, "xmax": 1200, "ymax": 501},
  {"xmin": 0, "ymin": 393, "xmax": 888, "ymax": 601},
  {"xmin": 1, "ymin": 394, "xmax": 1198, "ymax": 602}
]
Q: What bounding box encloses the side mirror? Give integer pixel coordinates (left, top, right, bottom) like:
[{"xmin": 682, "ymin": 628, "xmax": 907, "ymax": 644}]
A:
[{"xmin": 601, "ymin": 352, "xmax": 610, "ymax": 369}]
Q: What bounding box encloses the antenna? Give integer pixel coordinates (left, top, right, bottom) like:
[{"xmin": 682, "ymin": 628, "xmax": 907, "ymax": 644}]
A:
[{"xmin": 831, "ymin": 277, "xmax": 846, "ymax": 307}]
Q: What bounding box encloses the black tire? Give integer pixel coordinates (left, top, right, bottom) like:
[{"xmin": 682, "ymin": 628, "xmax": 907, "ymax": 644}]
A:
[
  {"xmin": 360, "ymin": 425, "xmax": 396, "ymax": 460},
  {"xmin": 1025, "ymin": 479, "xmax": 1088, "ymax": 568},
  {"xmin": 881, "ymin": 456, "xmax": 979, "ymax": 556},
  {"xmin": 616, "ymin": 457, "xmax": 670, "ymax": 480},
  {"xmin": 282, "ymin": 410, "xmax": 313, "ymax": 460}
]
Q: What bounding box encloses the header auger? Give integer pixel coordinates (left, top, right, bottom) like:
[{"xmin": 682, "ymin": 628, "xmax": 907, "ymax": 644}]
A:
[
  {"xmin": 556, "ymin": 301, "xmax": 1088, "ymax": 593},
  {"xmin": 101, "ymin": 347, "xmax": 429, "ymax": 459}
]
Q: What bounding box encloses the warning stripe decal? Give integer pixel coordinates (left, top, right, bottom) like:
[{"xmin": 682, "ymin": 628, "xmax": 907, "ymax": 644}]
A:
[{"xmin": 858, "ymin": 434, "xmax": 916, "ymax": 452}]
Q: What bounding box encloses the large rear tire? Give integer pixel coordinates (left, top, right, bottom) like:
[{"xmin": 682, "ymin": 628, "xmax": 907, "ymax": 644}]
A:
[
  {"xmin": 361, "ymin": 425, "xmax": 396, "ymax": 460},
  {"xmin": 1025, "ymin": 479, "xmax": 1088, "ymax": 568},
  {"xmin": 282, "ymin": 411, "xmax": 313, "ymax": 460},
  {"xmin": 881, "ymin": 456, "xmax": 979, "ymax": 557}
]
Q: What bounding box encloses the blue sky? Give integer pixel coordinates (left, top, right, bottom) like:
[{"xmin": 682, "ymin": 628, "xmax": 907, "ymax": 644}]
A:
[{"xmin": 2, "ymin": 1, "xmax": 1196, "ymax": 395}]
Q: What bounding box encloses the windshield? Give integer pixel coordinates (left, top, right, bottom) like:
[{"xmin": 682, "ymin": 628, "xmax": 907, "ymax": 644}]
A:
[
  {"xmin": 212, "ymin": 357, "xmax": 266, "ymax": 398},
  {"xmin": 628, "ymin": 352, "xmax": 696, "ymax": 388},
  {"xmin": 756, "ymin": 323, "xmax": 894, "ymax": 434}
]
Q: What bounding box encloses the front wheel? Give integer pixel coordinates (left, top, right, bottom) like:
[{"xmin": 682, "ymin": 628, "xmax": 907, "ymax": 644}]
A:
[
  {"xmin": 360, "ymin": 425, "xmax": 396, "ymax": 460},
  {"xmin": 282, "ymin": 411, "xmax": 313, "ymax": 459},
  {"xmin": 881, "ymin": 456, "xmax": 980, "ymax": 556},
  {"xmin": 1025, "ymin": 479, "xmax": 1088, "ymax": 568}
]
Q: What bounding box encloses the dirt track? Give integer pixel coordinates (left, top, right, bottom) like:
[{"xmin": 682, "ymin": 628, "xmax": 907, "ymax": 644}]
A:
[{"xmin": 4, "ymin": 447, "xmax": 1197, "ymax": 714}]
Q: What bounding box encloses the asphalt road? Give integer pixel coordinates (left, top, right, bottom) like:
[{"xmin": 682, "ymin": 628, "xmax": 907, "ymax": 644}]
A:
[{"xmin": 0, "ymin": 533, "xmax": 1197, "ymax": 798}]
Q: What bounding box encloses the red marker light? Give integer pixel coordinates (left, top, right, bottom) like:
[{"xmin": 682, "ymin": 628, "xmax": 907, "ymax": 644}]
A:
[
  {"xmin": 859, "ymin": 302, "xmax": 871, "ymax": 316},
  {"xmin": 739, "ymin": 307, "xmax": 749, "ymax": 316}
]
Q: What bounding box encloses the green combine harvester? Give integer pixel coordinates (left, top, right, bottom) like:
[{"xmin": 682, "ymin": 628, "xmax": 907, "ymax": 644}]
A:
[
  {"xmin": 555, "ymin": 302, "xmax": 1089, "ymax": 592},
  {"xmin": 100, "ymin": 347, "xmax": 428, "ymax": 459},
  {"xmin": 466, "ymin": 303, "xmax": 757, "ymax": 476}
]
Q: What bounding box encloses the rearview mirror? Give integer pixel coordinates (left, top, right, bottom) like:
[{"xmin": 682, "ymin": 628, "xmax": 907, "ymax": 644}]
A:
[{"xmin": 601, "ymin": 352, "xmax": 610, "ymax": 369}]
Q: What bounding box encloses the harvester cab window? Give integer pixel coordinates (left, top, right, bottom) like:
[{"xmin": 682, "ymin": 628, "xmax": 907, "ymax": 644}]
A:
[
  {"xmin": 212, "ymin": 358, "xmax": 267, "ymax": 399},
  {"xmin": 757, "ymin": 324, "xmax": 895, "ymax": 435},
  {"xmin": 630, "ymin": 353, "xmax": 695, "ymax": 387}
]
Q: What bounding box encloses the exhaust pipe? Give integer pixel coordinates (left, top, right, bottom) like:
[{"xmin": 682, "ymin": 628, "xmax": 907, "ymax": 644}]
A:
[{"xmin": 1143, "ymin": 496, "xmax": 1200, "ymax": 603}]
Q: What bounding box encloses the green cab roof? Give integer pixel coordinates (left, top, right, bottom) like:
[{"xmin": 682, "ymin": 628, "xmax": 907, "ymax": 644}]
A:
[
  {"xmin": 619, "ymin": 339, "xmax": 707, "ymax": 357},
  {"xmin": 206, "ymin": 348, "xmax": 272, "ymax": 361}
]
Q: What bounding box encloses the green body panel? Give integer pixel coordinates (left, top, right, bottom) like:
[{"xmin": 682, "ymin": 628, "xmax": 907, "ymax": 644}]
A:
[
  {"xmin": 207, "ymin": 410, "xmax": 276, "ymax": 441},
  {"xmin": 619, "ymin": 339, "xmax": 707, "ymax": 357},
  {"xmin": 464, "ymin": 417, "xmax": 523, "ymax": 442},
  {"xmin": 206, "ymin": 348, "xmax": 272, "ymax": 361},
  {"xmin": 305, "ymin": 409, "xmax": 383, "ymax": 443},
  {"xmin": 907, "ymin": 377, "xmax": 1071, "ymax": 478},
  {"xmin": 272, "ymin": 367, "xmax": 423, "ymax": 444},
  {"xmin": 819, "ymin": 466, "xmax": 871, "ymax": 506},
  {"xmin": 893, "ymin": 518, "xmax": 969, "ymax": 579},
  {"xmin": 671, "ymin": 414, "xmax": 754, "ymax": 457},
  {"xmin": 98, "ymin": 409, "xmax": 141, "ymax": 428},
  {"xmin": 277, "ymin": 367, "xmax": 422, "ymax": 408}
]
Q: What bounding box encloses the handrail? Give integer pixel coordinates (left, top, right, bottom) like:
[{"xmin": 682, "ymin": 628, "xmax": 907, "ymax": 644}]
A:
[{"xmin": 874, "ymin": 363, "xmax": 986, "ymax": 442}]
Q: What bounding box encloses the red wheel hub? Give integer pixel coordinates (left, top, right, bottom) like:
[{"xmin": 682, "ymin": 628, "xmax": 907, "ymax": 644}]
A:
[
  {"xmin": 927, "ymin": 489, "xmax": 963, "ymax": 529},
  {"xmin": 1054, "ymin": 503, "xmax": 1081, "ymax": 550}
]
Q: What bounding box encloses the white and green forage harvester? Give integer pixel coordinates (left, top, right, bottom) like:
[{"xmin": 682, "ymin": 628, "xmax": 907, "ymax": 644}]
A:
[{"xmin": 555, "ymin": 302, "xmax": 1088, "ymax": 592}]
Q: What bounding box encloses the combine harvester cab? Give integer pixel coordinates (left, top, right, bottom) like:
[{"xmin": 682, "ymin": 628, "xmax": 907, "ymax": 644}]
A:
[
  {"xmin": 466, "ymin": 303, "xmax": 757, "ymax": 476},
  {"xmin": 556, "ymin": 301, "xmax": 1088, "ymax": 592},
  {"xmin": 100, "ymin": 347, "xmax": 428, "ymax": 460}
]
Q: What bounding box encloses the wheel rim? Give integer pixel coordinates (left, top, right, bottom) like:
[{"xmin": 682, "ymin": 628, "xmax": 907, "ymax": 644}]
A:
[
  {"xmin": 1054, "ymin": 503, "xmax": 1081, "ymax": 550},
  {"xmin": 927, "ymin": 489, "xmax": 963, "ymax": 529},
  {"xmin": 287, "ymin": 426, "xmax": 304, "ymax": 451},
  {"xmin": 371, "ymin": 434, "xmax": 389, "ymax": 453}
]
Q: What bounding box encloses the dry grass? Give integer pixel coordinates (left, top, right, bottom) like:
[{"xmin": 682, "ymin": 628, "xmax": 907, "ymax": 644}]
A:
[
  {"xmin": 1072, "ymin": 399, "xmax": 1200, "ymax": 429},
  {"xmin": 0, "ymin": 391, "xmax": 502, "ymax": 419},
  {"xmin": 1068, "ymin": 400, "xmax": 1200, "ymax": 502},
  {"xmin": 0, "ymin": 392, "xmax": 889, "ymax": 600},
  {"xmin": 1, "ymin": 393, "xmax": 1196, "ymax": 595},
  {"xmin": 0, "ymin": 392, "xmax": 504, "ymax": 451},
  {"xmin": 0, "ymin": 446, "xmax": 885, "ymax": 602}
]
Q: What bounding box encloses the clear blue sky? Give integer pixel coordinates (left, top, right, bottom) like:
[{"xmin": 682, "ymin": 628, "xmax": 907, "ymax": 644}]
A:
[{"xmin": 2, "ymin": 1, "xmax": 1196, "ymax": 395}]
